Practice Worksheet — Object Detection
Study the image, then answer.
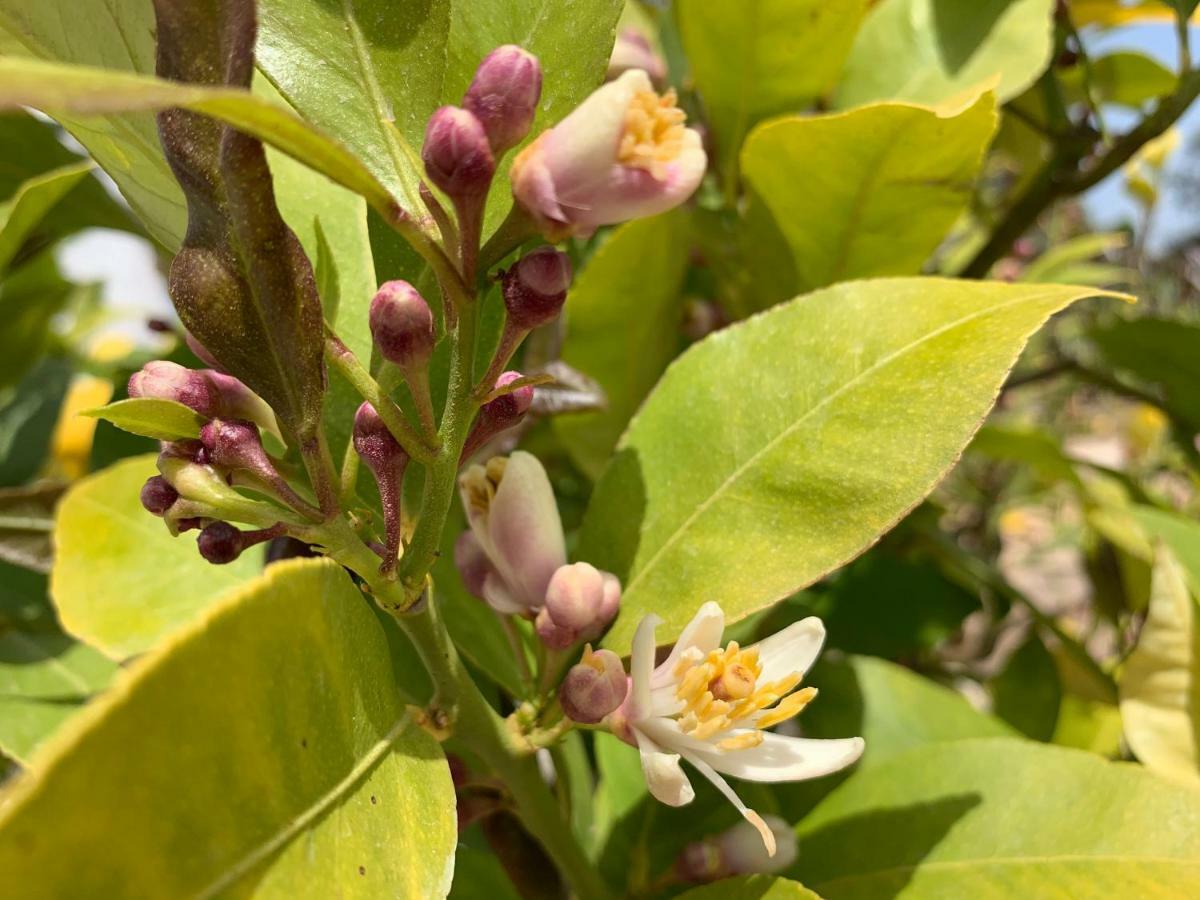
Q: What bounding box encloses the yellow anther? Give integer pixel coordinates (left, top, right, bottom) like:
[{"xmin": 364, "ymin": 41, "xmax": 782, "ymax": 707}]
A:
[
  {"xmin": 618, "ymin": 87, "xmax": 687, "ymax": 178},
  {"xmin": 460, "ymin": 456, "xmax": 509, "ymax": 516},
  {"xmin": 756, "ymin": 687, "xmax": 818, "ymax": 730},
  {"xmin": 716, "ymin": 732, "xmax": 766, "ymax": 752},
  {"xmin": 692, "ymin": 715, "xmax": 731, "ymax": 741}
]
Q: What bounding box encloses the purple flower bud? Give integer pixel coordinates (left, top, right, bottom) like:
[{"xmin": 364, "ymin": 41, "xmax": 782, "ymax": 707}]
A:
[
  {"xmin": 200, "ymin": 418, "xmax": 267, "ymax": 472},
  {"xmin": 368, "ymin": 281, "xmax": 435, "ymax": 371},
  {"xmin": 197, "ymin": 521, "xmax": 243, "ymax": 565},
  {"xmin": 461, "ymin": 372, "xmax": 535, "ymax": 462},
  {"xmin": 543, "ymin": 562, "xmax": 619, "ymax": 635},
  {"xmin": 139, "ymin": 476, "xmax": 179, "ymax": 516},
  {"xmin": 422, "ymin": 106, "xmax": 495, "ymax": 202},
  {"xmin": 463, "ymin": 45, "xmax": 543, "ymax": 156},
  {"xmin": 206, "ymin": 371, "xmax": 281, "ymax": 440},
  {"xmin": 535, "ymin": 608, "xmax": 578, "ymax": 650},
  {"xmin": 559, "ymin": 646, "xmax": 628, "ymax": 724},
  {"xmin": 353, "ymin": 403, "xmax": 409, "ymax": 573},
  {"xmin": 502, "ymin": 246, "xmax": 572, "ymax": 330},
  {"xmin": 128, "ymin": 361, "xmax": 218, "ymax": 417}
]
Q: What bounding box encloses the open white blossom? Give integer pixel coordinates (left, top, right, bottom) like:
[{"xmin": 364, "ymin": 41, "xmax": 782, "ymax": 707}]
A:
[{"xmin": 617, "ymin": 602, "xmax": 864, "ymax": 855}]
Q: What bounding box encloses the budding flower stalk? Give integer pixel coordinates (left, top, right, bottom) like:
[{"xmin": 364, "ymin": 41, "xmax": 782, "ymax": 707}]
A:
[
  {"xmin": 502, "ymin": 246, "xmax": 572, "ymax": 331},
  {"xmin": 139, "ymin": 476, "xmax": 179, "ymax": 516},
  {"xmin": 197, "ymin": 521, "xmax": 285, "ymax": 566},
  {"xmin": 536, "ymin": 561, "xmax": 620, "ymax": 648},
  {"xmin": 199, "ymin": 419, "xmax": 319, "ymax": 520},
  {"xmin": 464, "ymin": 45, "xmax": 543, "ymax": 156},
  {"xmin": 511, "ymin": 69, "xmax": 706, "ymax": 237},
  {"xmin": 461, "ymin": 372, "xmax": 535, "ymax": 462},
  {"xmin": 423, "ymin": 106, "xmax": 495, "ymax": 281},
  {"xmin": 128, "ymin": 361, "xmax": 280, "ymax": 441},
  {"xmin": 353, "ymin": 403, "xmax": 410, "ymax": 574},
  {"xmin": 368, "ymin": 281, "xmax": 436, "ymax": 372}
]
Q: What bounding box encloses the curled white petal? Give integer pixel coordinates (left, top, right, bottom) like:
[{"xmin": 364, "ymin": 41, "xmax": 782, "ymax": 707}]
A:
[
  {"xmin": 682, "ymin": 751, "xmax": 776, "ymax": 857},
  {"xmin": 634, "ymin": 729, "xmax": 694, "ymax": 807},
  {"xmin": 748, "ymin": 616, "xmax": 826, "ymax": 685},
  {"xmin": 698, "ymin": 732, "xmax": 865, "ymax": 783}
]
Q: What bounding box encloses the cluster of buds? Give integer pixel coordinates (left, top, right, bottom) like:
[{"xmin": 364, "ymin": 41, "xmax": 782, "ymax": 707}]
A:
[
  {"xmin": 455, "ymin": 452, "xmax": 621, "ymax": 649},
  {"xmin": 130, "ymin": 360, "xmax": 316, "ymax": 563}
]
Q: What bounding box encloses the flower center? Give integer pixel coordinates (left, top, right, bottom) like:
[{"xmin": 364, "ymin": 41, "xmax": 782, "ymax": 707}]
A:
[
  {"xmin": 672, "ymin": 641, "xmax": 816, "ymax": 750},
  {"xmin": 618, "ymin": 87, "xmax": 687, "ymax": 179},
  {"xmin": 460, "ymin": 456, "xmax": 508, "ymax": 517}
]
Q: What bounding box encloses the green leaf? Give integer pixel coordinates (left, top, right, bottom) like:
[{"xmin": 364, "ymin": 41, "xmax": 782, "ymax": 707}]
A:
[
  {"xmin": 0, "ymin": 57, "xmax": 393, "ymax": 213},
  {"xmin": 0, "ymin": 358, "xmax": 71, "ymax": 486},
  {"xmin": 741, "ymin": 93, "xmax": 997, "ymax": 292},
  {"xmin": 449, "ymin": 845, "xmax": 522, "ymax": 900},
  {"xmin": 0, "ymin": 251, "xmax": 74, "ymax": 390},
  {"xmin": 676, "ymin": 0, "xmax": 869, "ymax": 186},
  {"xmin": 440, "ymin": 0, "xmax": 624, "ymax": 236},
  {"xmin": 81, "ymin": 398, "xmax": 205, "ymax": 442},
  {"xmin": 1134, "ymin": 506, "xmax": 1200, "ymax": 595},
  {"xmin": 1020, "ymin": 232, "xmax": 1132, "ymax": 284},
  {"xmin": 51, "ymin": 455, "xmax": 261, "ymax": 658},
  {"xmin": 257, "ymin": 0, "xmax": 451, "ymax": 215},
  {"xmin": 990, "ymin": 630, "xmax": 1062, "ymax": 740},
  {"xmin": 969, "ymin": 423, "xmax": 1084, "ymax": 488},
  {"xmin": 0, "ymin": 0, "xmax": 187, "ymax": 249},
  {"xmin": 0, "ymin": 482, "xmax": 64, "ymax": 575},
  {"xmin": 1060, "ymin": 51, "xmax": 1177, "ymax": 108},
  {"xmin": 0, "ymin": 558, "xmax": 457, "ymax": 897},
  {"xmin": 1119, "ymin": 545, "xmax": 1200, "ymax": 783},
  {"xmin": 1089, "ymin": 317, "xmax": 1200, "ymax": 431},
  {"xmin": 676, "ymin": 877, "xmax": 821, "ymax": 900},
  {"xmin": 582, "ymin": 279, "xmax": 1121, "ymax": 655},
  {"xmin": 0, "ymin": 161, "xmax": 94, "ymax": 274},
  {"xmin": 835, "ymin": 0, "xmax": 1056, "ymax": 108},
  {"xmin": 0, "ymin": 629, "xmax": 116, "ymax": 700},
  {"xmin": 796, "ymin": 737, "xmax": 1200, "ymax": 897},
  {"xmin": 554, "ymin": 212, "xmax": 689, "ymax": 478}
]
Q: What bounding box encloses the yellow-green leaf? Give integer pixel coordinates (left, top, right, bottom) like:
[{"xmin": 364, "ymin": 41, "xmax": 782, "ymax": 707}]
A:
[
  {"xmin": 676, "ymin": 0, "xmax": 869, "ymax": 185},
  {"xmin": 555, "ymin": 212, "xmax": 689, "ymax": 478},
  {"xmin": 741, "ymin": 93, "xmax": 997, "ymax": 292},
  {"xmin": 0, "ymin": 160, "xmax": 93, "ymax": 274},
  {"xmin": 1120, "ymin": 546, "xmax": 1200, "ymax": 783},
  {"xmin": 835, "ymin": 0, "xmax": 1055, "ymax": 108},
  {"xmin": 582, "ymin": 279, "xmax": 1122, "ymax": 655},
  {"xmin": 51, "ymin": 455, "xmax": 261, "ymax": 658},
  {"xmin": 81, "ymin": 397, "xmax": 205, "ymax": 442},
  {"xmin": 0, "ymin": 558, "xmax": 457, "ymax": 897},
  {"xmin": 797, "ymin": 738, "xmax": 1200, "ymax": 897},
  {"xmin": 677, "ymin": 877, "xmax": 821, "ymax": 900}
]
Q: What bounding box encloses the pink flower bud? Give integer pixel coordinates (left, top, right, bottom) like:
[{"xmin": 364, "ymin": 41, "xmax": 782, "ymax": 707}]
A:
[
  {"xmin": 128, "ymin": 361, "xmax": 217, "ymax": 416},
  {"xmin": 543, "ymin": 562, "xmax": 621, "ymax": 639},
  {"xmin": 200, "ymin": 419, "xmax": 268, "ymax": 473},
  {"xmin": 607, "ymin": 29, "xmax": 667, "ymax": 85},
  {"xmin": 206, "ymin": 371, "xmax": 280, "ymax": 440},
  {"xmin": 139, "ymin": 476, "xmax": 179, "ymax": 516},
  {"xmin": 510, "ymin": 69, "xmax": 706, "ymax": 237},
  {"xmin": 423, "ymin": 106, "xmax": 496, "ymax": 202},
  {"xmin": 559, "ymin": 646, "xmax": 628, "ymax": 724},
  {"xmin": 368, "ymin": 281, "xmax": 435, "ymax": 371},
  {"xmin": 677, "ymin": 816, "xmax": 798, "ymax": 882},
  {"xmin": 536, "ymin": 608, "xmax": 578, "ymax": 649},
  {"xmin": 353, "ymin": 403, "xmax": 409, "ymax": 572},
  {"xmin": 464, "ymin": 45, "xmax": 543, "ymax": 156},
  {"xmin": 461, "ymin": 372, "xmax": 535, "ymax": 461},
  {"xmin": 502, "ymin": 246, "xmax": 572, "ymax": 330}
]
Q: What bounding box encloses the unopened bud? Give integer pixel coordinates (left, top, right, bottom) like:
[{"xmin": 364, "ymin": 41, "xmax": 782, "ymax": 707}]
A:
[
  {"xmin": 128, "ymin": 361, "xmax": 217, "ymax": 416},
  {"xmin": 353, "ymin": 403, "xmax": 409, "ymax": 573},
  {"xmin": 206, "ymin": 371, "xmax": 281, "ymax": 441},
  {"xmin": 463, "ymin": 45, "xmax": 543, "ymax": 155},
  {"xmin": 200, "ymin": 419, "xmax": 267, "ymax": 473},
  {"xmin": 422, "ymin": 106, "xmax": 495, "ymax": 202},
  {"xmin": 369, "ymin": 281, "xmax": 435, "ymax": 371},
  {"xmin": 502, "ymin": 246, "xmax": 572, "ymax": 330},
  {"xmin": 543, "ymin": 562, "xmax": 620, "ymax": 637},
  {"xmin": 197, "ymin": 521, "xmax": 243, "ymax": 565},
  {"xmin": 676, "ymin": 816, "xmax": 797, "ymax": 883},
  {"xmin": 461, "ymin": 371, "xmax": 534, "ymax": 461},
  {"xmin": 608, "ymin": 29, "xmax": 668, "ymax": 85},
  {"xmin": 139, "ymin": 476, "xmax": 179, "ymax": 516},
  {"xmin": 559, "ymin": 646, "xmax": 628, "ymax": 724}
]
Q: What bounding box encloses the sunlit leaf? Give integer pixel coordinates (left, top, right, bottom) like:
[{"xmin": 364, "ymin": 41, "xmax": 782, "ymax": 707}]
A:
[{"xmin": 81, "ymin": 398, "xmax": 205, "ymax": 442}]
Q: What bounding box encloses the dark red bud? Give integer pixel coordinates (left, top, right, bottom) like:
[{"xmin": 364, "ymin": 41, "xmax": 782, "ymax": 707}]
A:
[
  {"xmin": 197, "ymin": 521, "xmax": 243, "ymax": 565},
  {"xmin": 422, "ymin": 106, "xmax": 495, "ymax": 201},
  {"xmin": 461, "ymin": 371, "xmax": 535, "ymax": 461},
  {"xmin": 463, "ymin": 45, "xmax": 543, "ymax": 155},
  {"xmin": 368, "ymin": 281, "xmax": 435, "ymax": 371},
  {"xmin": 353, "ymin": 403, "xmax": 409, "ymax": 573},
  {"xmin": 139, "ymin": 476, "xmax": 179, "ymax": 516},
  {"xmin": 502, "ymin": 246, "xmax": 572, "ymax": 330},
  {"xmin": 200, "ymin": 419, "xmax": 266, "ymax": 472},
  {"xmin": 128, "ymin": 361, "xmax": 217, "ymax": 417}
]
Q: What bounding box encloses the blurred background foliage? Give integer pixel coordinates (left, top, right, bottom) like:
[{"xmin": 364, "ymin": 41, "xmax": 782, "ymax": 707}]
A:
[{"xmin": 1, "ymin": 0, "xmax": 1199, "ymax": 894}]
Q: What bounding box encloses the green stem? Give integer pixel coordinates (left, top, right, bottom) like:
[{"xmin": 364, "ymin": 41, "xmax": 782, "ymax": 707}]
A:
[
  {"xmin": 324, "ymin": 331, "xmax": 439, "ymax": 464},
  {"xmin": 478, "ymin": 204, "xmax": 538, "ymax": 275}
]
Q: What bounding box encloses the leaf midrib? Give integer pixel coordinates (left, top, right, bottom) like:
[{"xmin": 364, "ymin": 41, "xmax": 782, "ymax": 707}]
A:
[{"xmin": 622, "ymin": 288, "xmax": 1069, "ymax": 600}]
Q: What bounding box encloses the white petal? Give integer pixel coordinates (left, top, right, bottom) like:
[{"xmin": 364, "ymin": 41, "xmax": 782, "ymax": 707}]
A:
[
  {"xmin": 481, "ymin": 572, "xmax": 527, "ymax": 616},
  {"xmin": 748, "ymin": 616, "xmax": 826, "ymax": 685},
  {"xmin": 682, "ymin": 751, "xmax": 776, "ymax": 857},
  {"xmin": 487, "ymin": 451, "xmax": 567, "ymax": 609},
  {"xmin": 699, "ymin": 732, "xmax": 865, "ymax": 783},
  {"xmin": 653, "ymin": 601, "xmax": 725, "ymax": 687},
  {"xmin": 630, "ymin": 613, "xmax": 662, "ymax": 719},
  {"xmin": 635, "ymin": 729, "xmax": 694, "ymax": 807}
]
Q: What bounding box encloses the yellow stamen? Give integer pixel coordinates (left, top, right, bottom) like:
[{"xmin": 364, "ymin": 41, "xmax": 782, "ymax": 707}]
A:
[
  {"xmin": 716, "ymin": 732, "xmax": 766, "ymax": 752},
  {"xmin": 618, "ymin": 87, "xmax": 687, "ymax": 178},
  {"xmin": 756, "ymin": 687, "xmax": 818, "ymax": 730},
  {"xmin": 459, "ymin": 456, "xmax": 508, "ymax": 516}
]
